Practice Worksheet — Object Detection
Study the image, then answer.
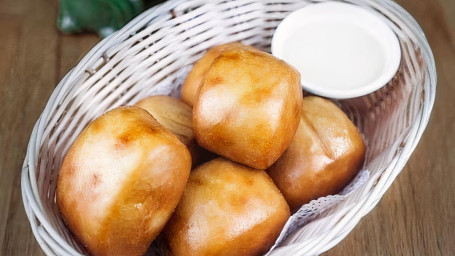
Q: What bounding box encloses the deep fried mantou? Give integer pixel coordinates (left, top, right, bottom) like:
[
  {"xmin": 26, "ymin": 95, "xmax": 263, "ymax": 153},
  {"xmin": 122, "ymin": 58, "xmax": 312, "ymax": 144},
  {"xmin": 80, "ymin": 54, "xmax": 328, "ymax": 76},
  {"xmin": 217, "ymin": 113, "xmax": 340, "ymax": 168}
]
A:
[
  {"xmin": 181, "ymin": 42, "xmax": 255, "ymax": 106},
  {"xmin": 164, "ymin": 158, "xmax": 290, "ymax": 256},
  {"xmin": 268, "ymin": 96, "xmax": 366, "ymax": 212},
  {"xmin": 57, "ymin": 106, "xmax": 191, "ymax": 256},
  {"xmin": 193, "ymin": 47, "xmax": 303, "ymax": 169},
  {"xmin": 135, "ymin": 95, "xmax": 214, "ymax": 166}
]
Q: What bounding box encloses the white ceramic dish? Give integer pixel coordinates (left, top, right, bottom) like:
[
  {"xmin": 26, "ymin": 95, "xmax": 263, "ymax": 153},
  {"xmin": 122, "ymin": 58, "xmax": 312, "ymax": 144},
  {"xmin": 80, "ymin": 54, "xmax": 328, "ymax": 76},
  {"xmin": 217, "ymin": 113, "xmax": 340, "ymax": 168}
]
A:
[{"xmin": 272, "ymin": 2, "xmax": 401, "ymax": 99}]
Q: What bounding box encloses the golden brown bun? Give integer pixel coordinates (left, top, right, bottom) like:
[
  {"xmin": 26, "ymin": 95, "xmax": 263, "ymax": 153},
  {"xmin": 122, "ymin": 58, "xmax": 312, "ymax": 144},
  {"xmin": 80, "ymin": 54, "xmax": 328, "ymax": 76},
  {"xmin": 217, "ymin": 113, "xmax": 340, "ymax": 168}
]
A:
[
  {"xmin": 267, "ymin": 96, "xmax": 366, "ymax": 212},
  {"xmin": 181, "ymin": 42, "xmax": 256, "ymax": 106},
  {"xmin": 193, "ymin": 47, "xmax": 303, "ymax": 169},
  {"xmin": 164, "ymin": 158, "xmax": 290, "ymax": 256},
  {"xmin": 57, "ymin": 106, "xmax": 191, "ymax": 256},
  {"xmin": 135, "ymin": 95, "xmax": 215, "ymax": 167}
]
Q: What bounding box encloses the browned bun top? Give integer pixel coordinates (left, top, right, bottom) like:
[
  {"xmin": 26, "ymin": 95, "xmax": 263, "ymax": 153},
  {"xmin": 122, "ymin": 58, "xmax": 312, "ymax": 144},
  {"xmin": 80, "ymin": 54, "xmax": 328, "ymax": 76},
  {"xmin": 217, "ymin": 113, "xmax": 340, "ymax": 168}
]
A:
[
  {"xmin": 181, "ymin": 42, "xmax": 256, "ymax": 106},
  {"xmin": 164, "ymin": 157, "xmax": 290, "ymax": 256},
  {"xmin": 57, "ymin": 106, "xmax": 191, "ymax": 256},
  {"xmin": 193, "ymin": 47, "xmax": 303, "ymax": 169},
  {"xmin": 268, "ymin": 96, "xmax": 366, "ymax": 212}
]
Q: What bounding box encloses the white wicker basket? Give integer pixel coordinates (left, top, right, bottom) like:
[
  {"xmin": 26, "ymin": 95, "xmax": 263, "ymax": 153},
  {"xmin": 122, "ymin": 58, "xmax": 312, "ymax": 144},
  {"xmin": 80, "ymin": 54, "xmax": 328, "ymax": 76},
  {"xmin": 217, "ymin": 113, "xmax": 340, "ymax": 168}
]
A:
[{"xmin": 22, "ymin": 0, "xmax": 436, "ymax": 255}]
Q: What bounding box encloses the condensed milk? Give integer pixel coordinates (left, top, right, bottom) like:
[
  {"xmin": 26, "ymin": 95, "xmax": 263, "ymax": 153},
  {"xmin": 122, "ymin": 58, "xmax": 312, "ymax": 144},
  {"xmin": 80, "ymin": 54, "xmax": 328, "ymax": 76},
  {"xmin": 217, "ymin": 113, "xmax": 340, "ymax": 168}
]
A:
[{"xmin": 272, "ymin": 2, "xmax": 401, "ymax": 99}]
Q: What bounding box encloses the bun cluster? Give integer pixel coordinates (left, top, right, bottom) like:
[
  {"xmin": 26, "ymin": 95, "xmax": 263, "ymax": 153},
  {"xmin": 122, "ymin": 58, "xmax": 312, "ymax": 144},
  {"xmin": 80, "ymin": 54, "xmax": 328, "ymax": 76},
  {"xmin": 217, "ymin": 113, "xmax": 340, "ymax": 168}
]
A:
[{"xmin": 57, "ymin": 43, "xmax": 365, "ymax": 256}]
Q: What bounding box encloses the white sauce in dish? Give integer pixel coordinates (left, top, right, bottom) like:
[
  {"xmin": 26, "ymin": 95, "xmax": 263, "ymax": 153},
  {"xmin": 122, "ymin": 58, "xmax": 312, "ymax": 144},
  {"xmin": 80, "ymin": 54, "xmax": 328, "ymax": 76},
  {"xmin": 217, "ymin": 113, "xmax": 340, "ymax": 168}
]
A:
[
  {"xmin": 283, "ymin": 21, "xmax": 386, "ymax": 90},
  {"xmin": 272, "ymin": 2, "xmax": 401, "ymax": 99}
]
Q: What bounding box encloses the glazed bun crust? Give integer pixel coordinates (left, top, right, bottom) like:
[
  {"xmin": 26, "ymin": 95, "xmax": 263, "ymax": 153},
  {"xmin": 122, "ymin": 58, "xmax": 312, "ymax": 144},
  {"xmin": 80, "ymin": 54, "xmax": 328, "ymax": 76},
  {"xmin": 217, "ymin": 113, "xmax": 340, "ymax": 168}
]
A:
[
  {"xmin": 164, "ymin": 158, "xmax": 290, "ymax": 256},
  {"xmin": 135, "ymin": 95, "xmax": 214, "ymax": 166},
  {"xmin": 181, "ymin": 42, "xmax": 255, "ymax": 106},
  {"xmin": 57, "ymin": 106, "xmax": 191, "ymax": 256},
  {"xmin": 193, "ymin": 47, "xmax": 303, "ymax": 169},
  {"xmin": 268, "ymin": 96, "xmax": 366, "ymax": 212}
]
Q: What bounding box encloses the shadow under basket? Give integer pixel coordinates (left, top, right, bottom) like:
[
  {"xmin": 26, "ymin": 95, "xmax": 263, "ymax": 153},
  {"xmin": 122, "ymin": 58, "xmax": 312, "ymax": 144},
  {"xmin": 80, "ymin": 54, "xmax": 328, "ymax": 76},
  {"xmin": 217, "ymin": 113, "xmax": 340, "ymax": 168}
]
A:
[{"xmin": 21, "ymin": 0, "xmax": 436, "ymax": 255}]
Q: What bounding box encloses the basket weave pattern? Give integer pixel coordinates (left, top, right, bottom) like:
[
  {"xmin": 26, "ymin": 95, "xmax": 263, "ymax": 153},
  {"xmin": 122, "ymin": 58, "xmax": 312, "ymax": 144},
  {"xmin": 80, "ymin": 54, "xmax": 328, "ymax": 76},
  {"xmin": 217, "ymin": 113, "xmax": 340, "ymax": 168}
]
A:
[{"xmin": 22, "ymin": 0, "xmax": 436, "ymax": 255}]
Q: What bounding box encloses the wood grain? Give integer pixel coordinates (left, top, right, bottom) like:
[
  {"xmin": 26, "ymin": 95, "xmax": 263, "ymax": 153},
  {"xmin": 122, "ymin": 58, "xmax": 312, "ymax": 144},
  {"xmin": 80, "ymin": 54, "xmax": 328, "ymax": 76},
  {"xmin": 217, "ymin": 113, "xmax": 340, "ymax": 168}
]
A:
[
  {"xmin": 0, "ymin": 0, "xmax": 59, "ymax": 254},
  {"xmin": 0, "ymin": 0, "xmax": 453, "ymax": 255}
]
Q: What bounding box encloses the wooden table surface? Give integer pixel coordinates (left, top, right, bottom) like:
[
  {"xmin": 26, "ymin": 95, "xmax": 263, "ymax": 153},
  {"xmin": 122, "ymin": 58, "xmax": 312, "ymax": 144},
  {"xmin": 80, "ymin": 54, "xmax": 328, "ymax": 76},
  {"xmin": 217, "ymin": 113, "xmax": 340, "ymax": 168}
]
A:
[{"xmin": 1, "ymin": 0, "xmax": 454, "ymax": 255}]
